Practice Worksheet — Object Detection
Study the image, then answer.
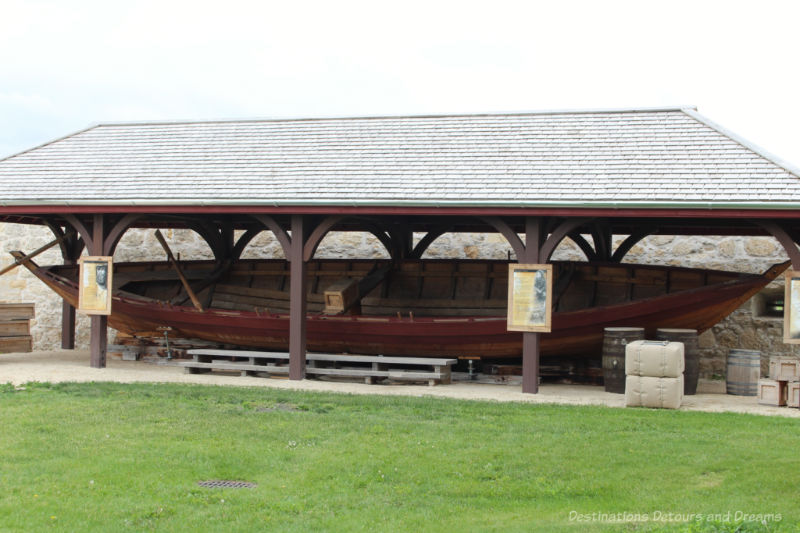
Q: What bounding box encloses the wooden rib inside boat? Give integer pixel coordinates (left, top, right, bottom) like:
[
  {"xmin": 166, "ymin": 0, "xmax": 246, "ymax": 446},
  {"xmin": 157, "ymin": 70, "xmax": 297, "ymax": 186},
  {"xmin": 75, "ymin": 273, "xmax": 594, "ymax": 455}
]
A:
[{"xmin": 13, "ymin": 253, "xmax": 788, "ymax": 360}]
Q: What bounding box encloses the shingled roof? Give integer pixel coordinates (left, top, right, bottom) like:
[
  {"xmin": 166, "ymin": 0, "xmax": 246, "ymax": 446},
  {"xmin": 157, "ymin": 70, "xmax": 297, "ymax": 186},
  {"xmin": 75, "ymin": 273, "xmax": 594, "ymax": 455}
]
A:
[{"xmin": 1, "ymin": 106, "xmax": 799, "ymax": 209}]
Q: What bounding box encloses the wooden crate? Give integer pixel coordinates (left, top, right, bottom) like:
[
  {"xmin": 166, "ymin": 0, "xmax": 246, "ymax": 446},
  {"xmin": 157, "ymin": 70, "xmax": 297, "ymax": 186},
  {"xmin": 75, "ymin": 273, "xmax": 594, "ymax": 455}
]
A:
[
  {"xmin": 0, "ymin": 303, "xmax": 35, "ymax": 321},
  {"xmin": 0, "ymin": 303, "xmax": 34, "ymax": 353},
  {"xmin": 757, "ymin": 379, "xmax": 787, "ymax": 406},
  {"xmin": 0, "ymin": 335, "xmax": 33, "ymax": 353},
  {"xmin": 788, "ymin": 382, "xmax": 800, "ymax": 408},
  {"xmin": 768, "ymin": 356, "xmax": 800, "ymax": 381},
  {"xmin": 0, "ymin": 321, "xmax": 31, "ymax": 337}
]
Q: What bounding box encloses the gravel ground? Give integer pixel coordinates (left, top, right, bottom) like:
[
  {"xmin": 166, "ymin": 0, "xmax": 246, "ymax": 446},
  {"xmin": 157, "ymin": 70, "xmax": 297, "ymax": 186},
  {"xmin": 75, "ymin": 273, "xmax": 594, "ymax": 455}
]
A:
[{"xmin": 1, "ymin": 350, "xmax": 799, "ymax": 418}]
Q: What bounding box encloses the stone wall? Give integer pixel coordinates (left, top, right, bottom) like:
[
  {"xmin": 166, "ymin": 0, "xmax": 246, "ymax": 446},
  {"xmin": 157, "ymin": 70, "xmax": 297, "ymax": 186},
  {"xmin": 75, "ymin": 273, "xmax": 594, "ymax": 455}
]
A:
[{"xmin": 1, "ymin": 222, "xmax": 797, "ymax": 377}]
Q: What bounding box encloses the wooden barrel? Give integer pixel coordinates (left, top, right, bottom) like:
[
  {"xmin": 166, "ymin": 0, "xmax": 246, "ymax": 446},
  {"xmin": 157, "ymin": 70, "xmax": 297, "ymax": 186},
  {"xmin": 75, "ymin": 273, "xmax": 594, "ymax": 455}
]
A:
[
  {"xmin": 602, "ymin": 327, "xmax": 645, "ymax": 393},
  {"xmin": 726, "ymin": 349, "xmax": 761, "ymax": 396},
  {"xmin": 656, "ymin": 328, "xmax": 699, "ymax": 395}
]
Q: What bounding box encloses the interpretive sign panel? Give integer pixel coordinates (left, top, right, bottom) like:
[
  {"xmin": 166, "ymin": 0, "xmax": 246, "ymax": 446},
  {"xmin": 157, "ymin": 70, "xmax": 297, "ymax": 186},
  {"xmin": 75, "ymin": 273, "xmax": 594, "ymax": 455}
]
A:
[
  {"xmin": 507, "ymin": 263, "xmax": 553, "ymax": 332},
  {"xmin": 784, "ymin": 269, "xmax": 800, "ymax": 343},
  {"xmin": 78, "ymin": 256, "xmax": 113, "ymax": 315}
]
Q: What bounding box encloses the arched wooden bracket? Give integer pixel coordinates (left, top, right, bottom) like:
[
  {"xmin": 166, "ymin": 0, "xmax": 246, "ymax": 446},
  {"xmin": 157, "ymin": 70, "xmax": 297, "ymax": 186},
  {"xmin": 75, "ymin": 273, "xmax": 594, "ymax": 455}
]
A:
[
  {"xmin": 62, "ymin": 214, "xmax": 131, "ymax": 256},
  {"xmin": 540, "ymin": 218, "xmax": 594, "ymax": 262},
  {"xmin": 301, "ymin": 216, "xmax": 401, "ymax": 261},
  {"xmin": 409, "ymin": 225, "xmax": 452, "ymax": 259},
  {"xmin": 481, "ymin": 216, "xmax": 525, "ymax": 259},
  {"xmin": 365, "ymin": 225, "xmax": 397, "ymax": 260},
  {"xmin": 566, "ymin": 232, "xmax": 598, "ymax": 261},
  {"xmin": 184, "ymin": 219, "xmax": 233, "ymax": 261},
  {"xmin": 610, "ymin": 227, "xmax": 655, "ymax": 263},
  {"xmin": 63, "ymin": 214, "xmax": 94, "ymax": 254},
  {"xmin": 755, "ymin": 220, "xmax": 800, "ymax": 269},
  {"xmin": 43, "ymin": 219, "xmax": 85, "ymax": 261},
  {"xmin": 303, "ymin": 215, "xmax": 345, "ymax": 262},
  {"xmin": 250, "ymin": 215, "xmax": 291, "ymax": 259},
  {"xmin": 231, "ymin": 227, "xmax": 262, "ymax": 260},
  {"xmin": 104, "ymin": 214, "xmax": 143, "ymax": 256}
]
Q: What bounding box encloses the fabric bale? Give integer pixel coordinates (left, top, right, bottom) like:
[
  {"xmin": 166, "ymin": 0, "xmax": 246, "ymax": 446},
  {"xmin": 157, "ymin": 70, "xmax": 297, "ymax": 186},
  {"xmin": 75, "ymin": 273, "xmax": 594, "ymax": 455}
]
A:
[
  {"xmin": 625, "ymin": 375, "xmax": 684, "ymax": 409},
  {"xmin": 625, "ymin": 340, "xmax": 684, "ymax": 378}
]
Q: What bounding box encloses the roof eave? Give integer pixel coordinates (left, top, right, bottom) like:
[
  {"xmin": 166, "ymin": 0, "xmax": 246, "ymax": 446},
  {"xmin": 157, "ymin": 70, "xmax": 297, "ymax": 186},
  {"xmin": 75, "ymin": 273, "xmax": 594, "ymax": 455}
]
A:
[{"xmin": 2, "ymin": 198, "xmax": 800, "ymax": 210}]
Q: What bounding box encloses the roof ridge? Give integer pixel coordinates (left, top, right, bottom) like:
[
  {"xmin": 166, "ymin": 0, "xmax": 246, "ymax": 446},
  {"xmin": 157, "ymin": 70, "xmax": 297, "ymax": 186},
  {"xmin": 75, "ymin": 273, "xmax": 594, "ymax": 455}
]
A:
[
  {"xmin": 682, "ymin": 108, "xmax": 800, "ymax": 179},
  {"xmin": 90, "ymin": 106, "xmax": 697, "ymax": 129},
  {"xmin": 0, "ymin": 125, "xmax": 100, "ymax": 163}
]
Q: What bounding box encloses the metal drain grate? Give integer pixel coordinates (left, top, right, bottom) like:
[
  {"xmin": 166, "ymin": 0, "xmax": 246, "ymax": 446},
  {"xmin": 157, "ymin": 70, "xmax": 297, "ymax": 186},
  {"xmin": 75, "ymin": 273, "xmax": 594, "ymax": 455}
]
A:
[{"xmin": 198, "ymin": 480, "xmax": 257, "ymax": 489}]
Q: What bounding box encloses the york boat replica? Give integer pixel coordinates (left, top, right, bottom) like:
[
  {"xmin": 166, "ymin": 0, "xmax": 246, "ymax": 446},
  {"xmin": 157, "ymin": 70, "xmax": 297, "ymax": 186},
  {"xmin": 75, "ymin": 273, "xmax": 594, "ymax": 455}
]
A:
[{"xmin": 13, "ymin": 251, "xmax": 788, "ymax": 360}]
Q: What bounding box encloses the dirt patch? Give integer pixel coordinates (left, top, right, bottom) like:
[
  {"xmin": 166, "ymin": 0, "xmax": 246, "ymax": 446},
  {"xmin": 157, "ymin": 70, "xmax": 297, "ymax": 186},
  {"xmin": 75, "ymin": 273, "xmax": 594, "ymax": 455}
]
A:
[{"xmin": 1, "ymin": 349, "xmax": 798, "ymax": 418}]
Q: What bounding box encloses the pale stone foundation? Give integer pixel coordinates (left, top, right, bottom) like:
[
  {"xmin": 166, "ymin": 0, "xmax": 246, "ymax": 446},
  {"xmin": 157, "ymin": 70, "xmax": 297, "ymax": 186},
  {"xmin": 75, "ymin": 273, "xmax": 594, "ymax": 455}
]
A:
[{"xmin": 1, "ymin": 222, "xmax": 797, "ymax": 378}]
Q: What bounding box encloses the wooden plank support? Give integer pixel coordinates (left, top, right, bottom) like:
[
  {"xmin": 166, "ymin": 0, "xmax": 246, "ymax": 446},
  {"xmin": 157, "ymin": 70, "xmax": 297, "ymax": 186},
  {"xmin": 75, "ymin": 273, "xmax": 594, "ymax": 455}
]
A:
[
  {"xmin": 184, "ymin": 349, "xmax": 456, "ymax": 386},
  {"xmin": 0, "ymin": 232, "xmax": 74, "ymax": 277}
]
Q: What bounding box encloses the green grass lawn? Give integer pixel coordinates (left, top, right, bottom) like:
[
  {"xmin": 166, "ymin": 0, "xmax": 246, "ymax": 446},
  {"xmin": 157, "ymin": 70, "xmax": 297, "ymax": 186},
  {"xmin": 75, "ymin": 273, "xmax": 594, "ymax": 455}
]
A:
[{"xmin": 0, "ymin": 381, "xmax": 797, "ymax": 532}]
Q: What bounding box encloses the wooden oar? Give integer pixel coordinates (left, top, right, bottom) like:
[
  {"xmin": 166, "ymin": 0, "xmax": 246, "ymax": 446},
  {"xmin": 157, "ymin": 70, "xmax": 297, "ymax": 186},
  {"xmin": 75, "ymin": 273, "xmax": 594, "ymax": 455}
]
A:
[
  {"xmin": 153, "ymin": 230, "xmax": 204, "ymax": 312},
  {"xmin": 1, "ymin": 232, "xmax": 75, "ymax": 277}
]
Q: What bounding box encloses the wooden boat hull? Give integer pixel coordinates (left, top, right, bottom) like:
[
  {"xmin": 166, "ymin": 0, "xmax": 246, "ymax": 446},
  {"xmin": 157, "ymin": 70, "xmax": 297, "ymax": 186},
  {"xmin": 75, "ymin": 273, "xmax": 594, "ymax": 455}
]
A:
[{"xmin": 23, "ymin": 258, "xmax": 785, "ymax": 359}]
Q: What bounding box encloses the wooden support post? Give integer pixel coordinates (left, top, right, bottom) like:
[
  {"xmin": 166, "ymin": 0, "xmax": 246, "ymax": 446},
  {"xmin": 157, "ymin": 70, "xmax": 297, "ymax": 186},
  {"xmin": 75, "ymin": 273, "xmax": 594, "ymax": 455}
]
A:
[
  {"xmin": 61, "ymin": 251, "xmax": 79, "ymax": 349},
  {"xmin": 522, "ymin": 333, "xmax": 540, "ymax": 394},
  {"xmin": 522, "ymin": 217, "xmax": 543, "ymax": 394},
  {"xmin": 90, "ymin": 315, "xmax": 108, "ymax": 368},
  {"xmin": 61, "ymin": 299, "xmax": 76, "ymax": 349},
  {"xmin": 289, "ymin": 215, "xmax": 307, "ymax": 380},
  {"xmin": 90, "ymin": 214, "xmax": 107, "ymax": 368}
]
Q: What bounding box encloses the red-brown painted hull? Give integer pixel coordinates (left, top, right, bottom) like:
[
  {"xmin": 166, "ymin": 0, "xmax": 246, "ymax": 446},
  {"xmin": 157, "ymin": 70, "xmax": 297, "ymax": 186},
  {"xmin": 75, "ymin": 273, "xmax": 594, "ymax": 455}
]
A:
[{"xmin": 31, "ymin": 261, "xmax": 779, "ymax": 358}]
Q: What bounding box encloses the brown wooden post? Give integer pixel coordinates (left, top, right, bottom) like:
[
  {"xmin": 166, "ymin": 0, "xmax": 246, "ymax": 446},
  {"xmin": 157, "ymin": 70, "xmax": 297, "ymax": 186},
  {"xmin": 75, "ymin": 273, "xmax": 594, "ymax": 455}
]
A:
[
  {"xmin": 90, "ymin": 214, "xmax": 107, "ymax": 368},
  {"xmin": 90, "ymin": 314, "xmax": 108, "ymax": 368},
  {"xmin": 522, "ymin": 217, "xmax": 543, "ymax": 394},
  {"xmin": 62, "ymin": 301, "xmax": 76, "ymax": 349},
  {"xmin": 43, "ymin": 222, "xmax": 82, "ymax": 350},
  {"xmin": 522, "ymin": 333, "xmax": 540, "ymax": 394},
  {"xmin": 289, "ymin": 214, "xmax": 307, "ymax": 380},
  {"xmin": 61, "ymin": 254, "xmax": 76, "ymax": 350}
]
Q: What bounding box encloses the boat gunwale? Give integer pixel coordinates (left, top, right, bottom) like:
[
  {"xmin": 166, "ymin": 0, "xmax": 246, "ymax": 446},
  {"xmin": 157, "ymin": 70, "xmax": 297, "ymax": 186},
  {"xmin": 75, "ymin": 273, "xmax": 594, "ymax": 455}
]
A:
[
  {"xmin": 31, "ymin": 258, "xmax": 784, "ymax": 326},
  {"xmin": 46, "ymin": 256, "xmax": 768, "ymax": 281}
]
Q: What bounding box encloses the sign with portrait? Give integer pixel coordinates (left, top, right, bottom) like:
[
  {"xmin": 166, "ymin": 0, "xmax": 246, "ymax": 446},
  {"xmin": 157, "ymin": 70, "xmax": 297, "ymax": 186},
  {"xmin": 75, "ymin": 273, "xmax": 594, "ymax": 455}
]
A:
[
  {"xmin": 78, "ymin": 256, "xmax": 113, "ymax": 315},
  {"xmin": 784, "ymin": 269, "xmax": 800, "ymax": 343},
  {"xmin": 507, "ymin": 263, "xmax": 553, "ymax": 332}
]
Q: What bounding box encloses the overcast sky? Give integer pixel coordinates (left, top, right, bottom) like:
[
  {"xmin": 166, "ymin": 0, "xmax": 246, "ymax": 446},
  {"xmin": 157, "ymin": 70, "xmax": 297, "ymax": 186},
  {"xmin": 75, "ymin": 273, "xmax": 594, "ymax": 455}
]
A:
[{"xmin": 1, "ymin": 0, "xmax": 799, "ymax": 169}]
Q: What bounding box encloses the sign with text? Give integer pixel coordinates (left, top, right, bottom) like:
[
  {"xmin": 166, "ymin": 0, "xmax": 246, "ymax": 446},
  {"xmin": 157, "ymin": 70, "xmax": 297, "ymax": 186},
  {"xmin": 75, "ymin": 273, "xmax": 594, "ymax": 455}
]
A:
[
  {"xmin": 784, "ymin": 269, "xmax": 800, "ymax": 343},
  {"xmin": 78, "ymin": 256, "xmax": 113, "ymax": 315},
  {"xmin": 507, "ymin": 263, "xmax": 553, "ymax": 332}
]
